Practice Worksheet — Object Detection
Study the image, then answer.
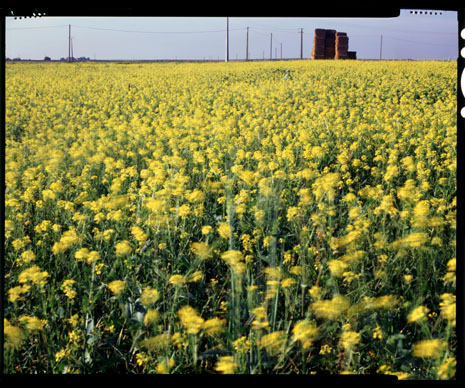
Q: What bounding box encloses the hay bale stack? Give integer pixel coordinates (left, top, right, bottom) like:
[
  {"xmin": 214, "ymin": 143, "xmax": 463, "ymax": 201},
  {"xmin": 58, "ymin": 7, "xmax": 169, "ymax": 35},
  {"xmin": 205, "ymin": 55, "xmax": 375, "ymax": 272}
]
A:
[
  {"xmin": 314, "ymin": 29, "xmax": 327, "ymax": 38},
  {"xmin": 312, "ymin": 29, "xmax": 327, "ymax": 59},
  {"xmin": 311, "ymin": 29, "xmax": 351, "ymax": 60},
  {"xmin": 347, "ymin": 51, "xmax": 357, "ymax": 60},
  {"xmin": 335, "ymin": 32, "xmax": 349, "ymax": 59},
  {"xmin": 324, "ymin": 29, "xmax": 336, "ymax": 59}
]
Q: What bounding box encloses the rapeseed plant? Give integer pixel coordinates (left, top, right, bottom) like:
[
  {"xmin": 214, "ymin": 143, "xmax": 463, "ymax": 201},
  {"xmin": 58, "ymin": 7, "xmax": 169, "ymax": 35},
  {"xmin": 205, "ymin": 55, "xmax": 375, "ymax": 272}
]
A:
[{"xmin": 4, "ymin": 60, "xmax": 456, "ymax": 376}]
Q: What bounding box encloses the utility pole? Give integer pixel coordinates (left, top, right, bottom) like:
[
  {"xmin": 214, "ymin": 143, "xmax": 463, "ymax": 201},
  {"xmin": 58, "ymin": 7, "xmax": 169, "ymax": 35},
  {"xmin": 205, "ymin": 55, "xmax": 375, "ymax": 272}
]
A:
[
  {"xmin": 225, "ymin": 17, "xmax": 229, "ymax": 62},
  {"xmin": 68, "ymin": 24, "xmax": 71, "ymax": 61},
  {"xmin": 280, "ymin": 42, "xmax": 282, "ymax": 59},
  {"xmin": 270, "ymin": 33, "xmax": 272, "ymax": 60},
  {"xmin": 379, "ymin": 34, "xmax": 383, "ymax": 60},
  {"xmin": 246, "ymin": 27, "xmax": 249, "ymax": 61},
  {"xmin": 299, "ymin": 28, "xmax": 303, "ymax": 59}
]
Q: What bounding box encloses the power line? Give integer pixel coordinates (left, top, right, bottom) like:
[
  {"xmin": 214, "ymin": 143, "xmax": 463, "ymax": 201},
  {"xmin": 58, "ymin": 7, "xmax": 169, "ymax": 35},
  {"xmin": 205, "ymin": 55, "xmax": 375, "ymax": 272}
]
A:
[
  {"xmin": 6, "ymin": 25, "xmax": 68, "ymax": 30},
  {"xmin": 7, "ymin": 24, "xmax": 247, "ymax": 34},
  {"xmin": 382, "ymin": 35, "xmax": 457, "ymax": 47},
  {"xmin": 72, "ymin": 25, "xmax": 246, "ymax": 34}
]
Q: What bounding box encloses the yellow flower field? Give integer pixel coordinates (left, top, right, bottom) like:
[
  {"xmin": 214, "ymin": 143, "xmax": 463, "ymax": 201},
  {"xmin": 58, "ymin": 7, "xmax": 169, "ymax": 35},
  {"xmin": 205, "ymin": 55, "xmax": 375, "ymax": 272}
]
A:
[{"xmin": 4, "ymin": 60, "xmax": 456, "ymax": 376}]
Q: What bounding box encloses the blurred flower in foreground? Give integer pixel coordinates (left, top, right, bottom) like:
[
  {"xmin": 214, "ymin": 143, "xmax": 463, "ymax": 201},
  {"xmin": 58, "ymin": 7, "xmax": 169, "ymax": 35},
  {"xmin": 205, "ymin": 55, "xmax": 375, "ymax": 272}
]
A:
[
  {"xmin": 412, "ymin": 339, "xmax": 447, "ymax": 358},
  {"xmin": 215, "ymin": 356, "xmax": 238, "ymax": 374},
  {"xmin": 108, "ymin": 280, "xmax": 126, "ymax": 296}
]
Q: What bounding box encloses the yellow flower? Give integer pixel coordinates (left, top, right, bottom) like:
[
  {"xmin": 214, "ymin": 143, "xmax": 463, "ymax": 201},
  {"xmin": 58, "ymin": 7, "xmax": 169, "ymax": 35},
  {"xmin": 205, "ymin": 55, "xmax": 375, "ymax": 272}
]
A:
[
  {"xmin": 140, "ymin": 333, "xmax": 172, "ymax": 351},
  {"xmin": 372, "ymin": 326, "xmax": 383, "ymax": 340},
  {"xmin": 131, "ymin": 226, "xmax": 147, "ymax": 245},
  {"xmin": 55, "ymin": 348, "xmax": 71, "ymax": 362},
  {"xmin": 251, "ymin": 306, "xmax": 269, "ymax": 331},
  {"xmin": 115, "ymin": 240, "xmax": 132, "ymax": 257},
  {"xmin": 310, "ymin": 295, "xmax": 350, "ymax": 320},
  {"xmin": 177, "ymin": 305, "xmax": 204, "ymax": 334},
  {"xmin": 292, "ymin": 320, "xmax": 319, "ymax": 349},
  {"xmin": 221, "ymin": 250, "xmax": 246, "ymax": 275},
  {"xmin": 309, "ymin": 285, "xmax": 322, "ymax": 299},
  {"xmin": 75, "ymin": 247, "xmax": 90, "ymax": 262},
  {"xmin": 439, "ymin": 293, "xmax": 456, "ymax": 326},
  {"xmin": 404, "ymin": 274, "xmax": 413, "ymax": 283},
  {"xmin": 177, "ymin": 203, "xmax": 191, "ymax": 219},
  {"xmin": 156, "ymin": 357, "xmax": 175, "ymax": 374},
  {"xmin": 61, "ymin": 279, "xmax": 77, "ymax": 300},
  {"xmin": 260, "ymin": 331, "xmax": 287, "ymax": 355},
  {"xmin": 186, "ymin": 189, "xmax": 205, "ymax": 203},
  {"xmin": 437, "ymin": 357, "xmax": 456, "ymax": 379},
  {"xmin": 390, "ymin": 232, "xmax": 428, "ymax": 250},
  {"xmin": 361, "ymin": 295, "xmax": 398, "ymax": 310},
  {"xmin": 287, "ymin": 206, "xmax": 300, "ymax": 222},
  {"xmin": 233, "ymin": 336, "xmax": 251, "ymax": 354},
  {"xmin": 107, "ymin": 280, "xmax": 126, "ymax": 296},
  {"xmin": 8, "ymin": 284, "xmax": 30, "ymax": 303},
  {"xmin": 4, "ymin": 319, "xmax": 24, "ymax": 349},
  {"xmin": 20, "ymin": 250, "xmax": 36, "ymax": 264},
  {"xmin": 87, "ymin": 250, "xmax": 100, "ymax": 264},
  {"xmin": 135, "ymin": 351, "xmax": 151, "ymax": 367},
  {"xmin": 340, "ymin": 330, "xmax": 361, "ymax": 351},
  {"xmin": 312, "ymin": 172, "xmax": 341, "ymax": 202},
  {"xmin": 140, "ymin": 286, "xmax": 159, "ymax": 307},
  {"xmin": 201, "ymin": 225, "xmax": 213, "ymax": 235},
  {"xmin": 18, "ymin": 265, "xmax": 49, "ymax": 287},
  {"xmin": 144, "ymin": 309, "xmax": 160, "ymax": 326},
  {"xmin": 281, "ymin": 277, "xmax": 296, "ymax": 288},
  {"xmin": 52, "ymin": 228, "xmax": 80, "ymax": 254},
  {"xmin": 328, "ymin": 260, "xmax": 349, "ymax": 277},
  {"xmin": 188, "ymin": 270, "xmax": 204, "ymax": 283},
  {"xmin": 218, "ymin": 221, "xmax": 232, "ymax": 239},
  {"xmin": 238, "ymin": 170, "xmax": 256, "ymax": 186},
  {"xmin": 204, "ymin": 317, "xmax": 226, "ymax": 336},
  {"xmin": 18, "ymin": 315, "xmax": 47, "ymax": 333},
  {"xmin": 412, "ymin": 339, "xmax": 447, "ymax": 358},
  {"xmin": 215, "ymin": 356, "xmax": 238, "ymax": 374},
  {"xmin": 169, "ymin": 274, "xmax": 186, "ymax": 286},
  {"xmin": 190, "ymin": 241, "xmax": 212, "ymax": 260},
  {"xmin": 407, "ymin": 305, "xmax": 429, "ymax": 323}
]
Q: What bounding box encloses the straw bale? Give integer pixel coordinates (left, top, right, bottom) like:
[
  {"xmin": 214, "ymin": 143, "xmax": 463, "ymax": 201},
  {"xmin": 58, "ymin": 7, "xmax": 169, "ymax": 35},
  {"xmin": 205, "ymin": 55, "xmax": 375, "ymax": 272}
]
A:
[
  {"xmin": 325, "ymin": 29, "xmax": 336, "ymax": 39},
  {"xmin": 325, "ymin": 38, "xmax": 336, "ymax": 47}
]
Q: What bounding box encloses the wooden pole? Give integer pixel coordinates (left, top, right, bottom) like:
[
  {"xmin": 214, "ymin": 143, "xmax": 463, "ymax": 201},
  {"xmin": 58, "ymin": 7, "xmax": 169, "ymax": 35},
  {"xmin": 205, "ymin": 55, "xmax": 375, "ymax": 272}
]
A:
[
  {"xmin": 246, "ymin": 27, "xmax": 249, "ymax": 61},
  {"xmin": 380, "ymin": 34, "xmax": 383, "ymax": 60},
  {"xmin": 68, "ymin": 24, "xmax": 71, "ymax": 61},
  {"xmin": 225, "ymin": 17, "xmax": 229, "ymax": 62},
  {"xmin": 270, "ymin": 33, "xmax": 272, "ymax": 60},
  {"xmin": 300, "ymin": 28, "xmax": 303, "ymax": 59}
]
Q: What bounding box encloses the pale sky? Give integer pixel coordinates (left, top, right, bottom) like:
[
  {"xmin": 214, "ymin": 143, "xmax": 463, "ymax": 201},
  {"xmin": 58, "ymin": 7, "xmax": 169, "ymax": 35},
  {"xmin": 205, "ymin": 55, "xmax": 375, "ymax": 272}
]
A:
[{"xmin": 5, "ymin": 10, "xmax": 459, "ymax": 61}]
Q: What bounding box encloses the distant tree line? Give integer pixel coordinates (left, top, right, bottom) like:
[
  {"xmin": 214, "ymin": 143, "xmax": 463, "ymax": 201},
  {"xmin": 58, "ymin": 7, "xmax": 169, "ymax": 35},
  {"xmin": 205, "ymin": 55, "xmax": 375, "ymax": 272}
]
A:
[{"xmin": 6, "ymin": 56, "xmax": 92, "ymax": 61}]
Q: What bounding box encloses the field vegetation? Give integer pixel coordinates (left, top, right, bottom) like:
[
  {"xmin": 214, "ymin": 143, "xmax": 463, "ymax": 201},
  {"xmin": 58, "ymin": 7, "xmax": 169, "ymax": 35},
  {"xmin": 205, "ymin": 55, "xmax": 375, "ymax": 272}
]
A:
[{"xmin": 4, "ymin": 60, "xmax": 456, "ymax": 377}]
